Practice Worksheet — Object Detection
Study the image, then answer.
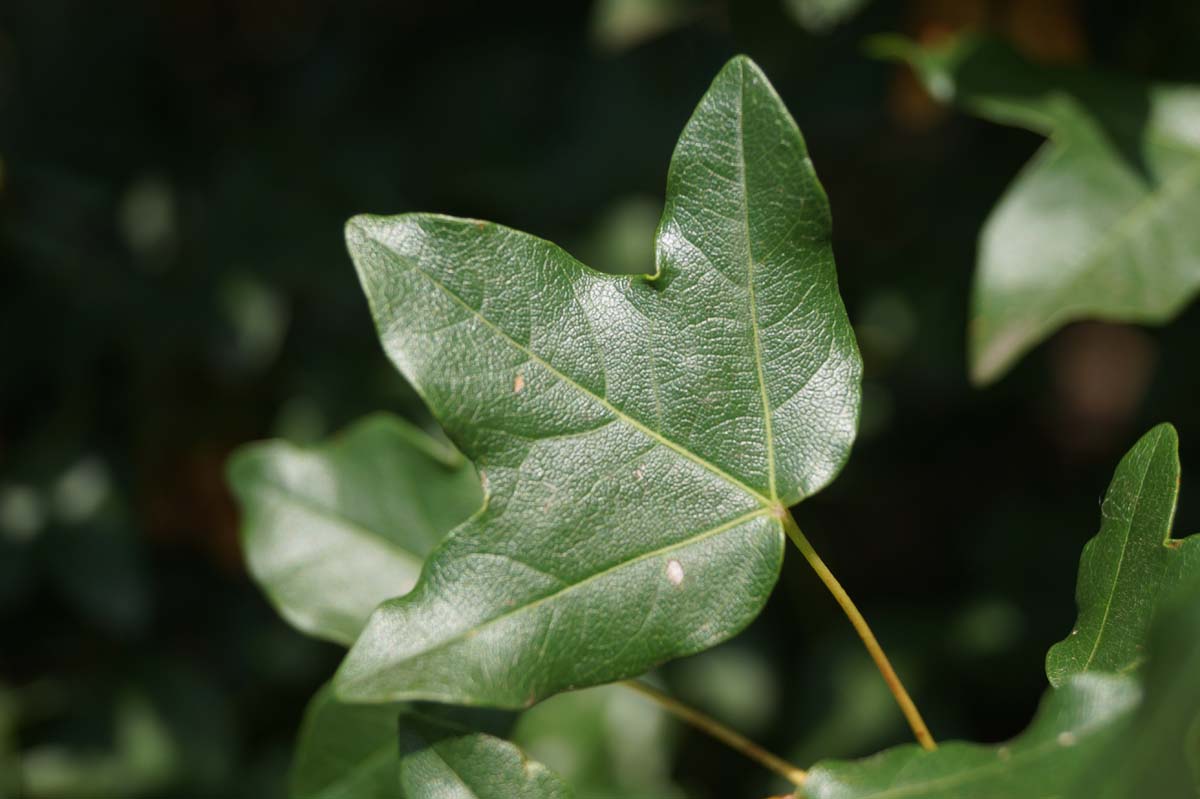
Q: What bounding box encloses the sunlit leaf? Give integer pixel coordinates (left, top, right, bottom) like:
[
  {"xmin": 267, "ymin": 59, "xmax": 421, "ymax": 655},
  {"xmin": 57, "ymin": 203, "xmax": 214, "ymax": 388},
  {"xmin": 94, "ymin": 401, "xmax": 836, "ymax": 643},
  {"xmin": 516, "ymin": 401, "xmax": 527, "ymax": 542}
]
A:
[
  {"xmin": 874, "ymin": 34, "xmax": 1200, "ymax": 384},
  {"xmin": 1046, "ymin": 423, "xmax": 1200, "ymax": 686},
  {"xmin": 334, "ymin": 55, "xmax": 861, "ymax": 706},
  {"xmin": 228, "ymin": 413, "xmax": 481, "ymax": 645}
]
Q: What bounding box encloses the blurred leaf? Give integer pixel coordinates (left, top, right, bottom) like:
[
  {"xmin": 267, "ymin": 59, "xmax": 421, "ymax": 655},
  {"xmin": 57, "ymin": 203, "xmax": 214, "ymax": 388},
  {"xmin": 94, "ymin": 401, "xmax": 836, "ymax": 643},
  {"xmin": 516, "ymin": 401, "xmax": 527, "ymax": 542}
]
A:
[
  {"xmin": 802, "ymin": 673, "xmax": 1140, "ymax": 799},
  {"xmin": 513, "ymin": 684, "xmax": 684, "ymax": 799},
  {"xmin": 873, "ymin": 34, "xmax": 1200, "ymax": 384},
  {"xmin": 783, "ymin": 0, "xmax": 869, "ymax": 34},
  {"xmin": 1068, "ymin": 579, "xmax": 1200, "ymax": 798},
  {"xmin": 400, "ymin": 713, "xmax": 572, "ymax": 799},
  {"xmin": 292, "ymin": 685, "xmax": 568, "ymax": 799},
  {"xmin": 228, "ymin": 413, "xmax": 481, "ymax": 646},
  {"xmin": 1046, "ymin": 423, "xmax": 1200, "ymax": 686},
  {"xmin": 574, "ymin": 196, "xmax": 660, "ymax": 276},
  {"xmin": 673, "ymin": 646, "xmax": 779, "ymax": 735},
  {"xmin": 590, "ymin": 0, "xmax": 693, "ymax": 53},
  {"xmin": 290, "ymin": 684, "xmax": 401, "ymax": 799},
  {"xmin": 20, "ymin": 692, "xmax": 179, "ymax": 799},
  {"xmin": 334, "ymin": 56, "xmax": 861, "ymax": 706}
]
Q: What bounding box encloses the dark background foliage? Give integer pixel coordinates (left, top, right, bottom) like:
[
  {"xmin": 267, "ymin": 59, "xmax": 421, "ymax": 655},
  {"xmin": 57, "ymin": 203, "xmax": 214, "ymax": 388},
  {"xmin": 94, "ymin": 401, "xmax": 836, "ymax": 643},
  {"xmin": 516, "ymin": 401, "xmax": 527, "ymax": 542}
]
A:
[{"xmin": 2, "ymin": 0, "xmax": 1199, "ymax": 796}]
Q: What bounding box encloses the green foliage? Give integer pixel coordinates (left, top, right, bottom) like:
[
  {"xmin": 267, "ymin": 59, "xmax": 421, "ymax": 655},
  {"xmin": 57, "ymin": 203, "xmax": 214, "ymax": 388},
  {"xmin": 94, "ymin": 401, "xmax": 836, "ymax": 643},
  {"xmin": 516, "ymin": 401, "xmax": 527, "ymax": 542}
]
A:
[
  {"xmin": 291, "ymin": 686, "xmax": 569, "ymax": 799},
  {"xmin": 334, "ymin": 55, "xmax": 861, "ymax": 707},
  {"xmin": 1068, "ymin": 581, "xmax": 1200, "ymax": 798},
  {"xmin": 222, "ymin": 52, "xmax": 1200, "ymax": 799},
  {"xmin": 873, "ymin": 34, "xmax": 1200, "ymax": 384},
  {"xmin": 802, "ymin": 674, "xmax": 1140, "ymax": 799},
  {"xmin": 228, "ymin": 413, "xmax": 481, "ymax": 645},
  {"xmin": 290, "ymin": 685, "xmax": 400, "ymax": 799},
  {"xmin": 1046, "ymin": 424, "xmax": 1200, "ymax": 687},
  {"xmin": 398, "ymin": 714, "xmax": 572, "ymax": 799},
  {"xmin": 802, "ymin": 424, "xmax": 1199, "ymax": 799}
]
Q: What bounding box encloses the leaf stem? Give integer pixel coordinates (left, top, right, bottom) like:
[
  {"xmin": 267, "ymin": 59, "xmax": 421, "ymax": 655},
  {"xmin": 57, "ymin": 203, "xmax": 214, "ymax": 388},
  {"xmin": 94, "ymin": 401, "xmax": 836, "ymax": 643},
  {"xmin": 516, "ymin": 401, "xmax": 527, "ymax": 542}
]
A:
[
  {"xmin": 621, "ymin": 679, "xmax": 807, "ymax": 786},
  {"xmin": 781, "ymin": 509, "xmax": 937, "ymax": 752}
]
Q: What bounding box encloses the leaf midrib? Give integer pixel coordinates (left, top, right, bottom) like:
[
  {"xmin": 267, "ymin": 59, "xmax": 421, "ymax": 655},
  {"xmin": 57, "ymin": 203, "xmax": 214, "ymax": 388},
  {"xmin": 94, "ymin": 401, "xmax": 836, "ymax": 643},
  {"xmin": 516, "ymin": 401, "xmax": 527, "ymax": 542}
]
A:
[
  {"xmin": 736, "ymin": 60, "xmax": 779, "ymax": 503},
  {"xmin": 375, "ymin": 229, "xmax": 773, "ymax": 508},
  {"xmin": 1081, "ymin": 426, "xmax": 1164, "ymax": 672}
]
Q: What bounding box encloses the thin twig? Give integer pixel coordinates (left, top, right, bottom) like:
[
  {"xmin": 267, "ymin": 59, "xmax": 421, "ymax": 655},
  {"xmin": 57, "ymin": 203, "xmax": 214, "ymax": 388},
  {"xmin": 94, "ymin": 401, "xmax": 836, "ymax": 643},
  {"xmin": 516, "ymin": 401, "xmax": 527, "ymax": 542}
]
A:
[
  {"xmin": 621, "ymin": 679, "xmax": 807, "ymax": 786},
  {"xmin": 781, "ymin": 507, "xmax": 937, "ymax": 751}
]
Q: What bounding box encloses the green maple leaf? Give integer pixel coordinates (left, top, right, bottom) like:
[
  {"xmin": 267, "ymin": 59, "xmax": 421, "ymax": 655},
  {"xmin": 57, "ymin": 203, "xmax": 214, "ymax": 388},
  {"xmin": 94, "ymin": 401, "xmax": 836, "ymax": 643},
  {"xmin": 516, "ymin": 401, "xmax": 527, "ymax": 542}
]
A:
[
  {"xmin": 334, "ymin": 55, "xmax": 862, "ymax": 706},
  {"xmin": 1046, "ymin": 423, "xmax": 1200, "ymax": 685},
  {"xmin": 873, "ymin": 34, "xmax": 1200, "ymax": 385},
  {"xmin": 228, "ymin": 413, "xmax": 481, "ymax": 645}
]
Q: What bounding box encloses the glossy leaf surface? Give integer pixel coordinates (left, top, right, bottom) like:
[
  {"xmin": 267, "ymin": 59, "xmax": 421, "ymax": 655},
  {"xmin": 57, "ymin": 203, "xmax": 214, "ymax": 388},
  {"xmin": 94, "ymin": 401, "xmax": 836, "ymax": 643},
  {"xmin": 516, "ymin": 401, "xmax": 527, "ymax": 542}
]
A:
[
  {"xmin": 876, "ymin": 34, "xmax": 1200, "ymax": 384},
  {"xmin": 1046, "ymin": 423, "xmax": 1200, "ymax": 686},
  {"xmin": 228, "ymin": 413, "xmax": 481, "ymax": 645},
  {"xmin": 335, "ymin": 56, "xmax": 861, "ymax": 705},
  {"xmin": 802, "ymin": 674, "xmax": 1140, "ymax": 799}
]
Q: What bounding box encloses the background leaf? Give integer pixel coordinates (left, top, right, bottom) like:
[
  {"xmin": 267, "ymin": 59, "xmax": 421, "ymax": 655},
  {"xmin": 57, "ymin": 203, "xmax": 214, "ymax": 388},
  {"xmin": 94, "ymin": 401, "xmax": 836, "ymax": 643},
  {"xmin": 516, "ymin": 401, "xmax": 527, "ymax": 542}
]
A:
[
  {"xmin": 399, "ymin": 713, "xmax": 572, "ymax": 799},
  {"xmin": 291, "ymin": 685, "xmax": 402, "ymax": 799},
  {"xmin": 1046, "ymin": 423, "xmax": 1200, "ymax": 686},
  {"xmin": 292, "ymin": 686, "xmax": 566, "ymax": 799},
  {"xmin": 512, "ymin": 684, "xmax": 685, "ymax": 799},
  {"xmin": 228, "ymin": 413, "xmax": 481, "ymax": 646},
  {"xmin": 874, "ymin": 34, "xmax": 1200, "ymax": 385},
  {"xmin": 335, "ymin": 55, "xmax": 861, "ymax": 706}
]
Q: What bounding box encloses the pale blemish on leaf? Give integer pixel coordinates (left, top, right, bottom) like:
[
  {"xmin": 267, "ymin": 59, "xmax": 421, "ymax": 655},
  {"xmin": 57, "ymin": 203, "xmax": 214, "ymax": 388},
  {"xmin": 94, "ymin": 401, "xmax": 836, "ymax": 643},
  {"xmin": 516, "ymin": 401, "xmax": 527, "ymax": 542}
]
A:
[
  {"xmin": 666, "ymin": 559, "xmax": 684, "ymax": 586},
  {"xmin": 514, "ymin": 373, "xmax": 526, "ymax": 393}
]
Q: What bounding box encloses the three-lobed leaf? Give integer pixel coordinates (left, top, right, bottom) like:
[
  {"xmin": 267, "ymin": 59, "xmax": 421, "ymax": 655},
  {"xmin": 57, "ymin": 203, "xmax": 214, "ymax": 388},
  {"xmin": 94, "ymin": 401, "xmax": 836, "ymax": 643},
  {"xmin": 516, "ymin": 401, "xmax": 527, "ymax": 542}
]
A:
[
  {"xmin": 875, "ymin": 34, "xmax": 1200, "ymax": 384},
  {"xmin": 334, "ymin": 55, "xmax": 861, "ymax": 706},
  {"xmin": 1046, "ymin": 423, "xmax": 1200, "ymax": 686},
  {"xmin": 228, "ymin": 413, "xmax": 481, "ymax": 645}
]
